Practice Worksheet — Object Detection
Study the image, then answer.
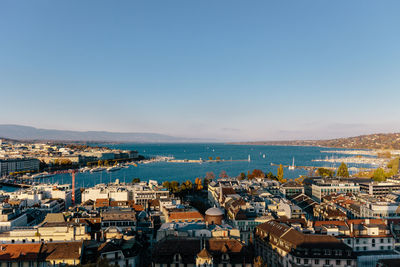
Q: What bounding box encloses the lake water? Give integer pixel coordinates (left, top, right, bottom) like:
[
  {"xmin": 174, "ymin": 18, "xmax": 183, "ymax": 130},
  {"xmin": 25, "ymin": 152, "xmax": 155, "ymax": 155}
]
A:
[{"xmin": 32, "ymin": 144, "xmax": 372, "ymax": 188}]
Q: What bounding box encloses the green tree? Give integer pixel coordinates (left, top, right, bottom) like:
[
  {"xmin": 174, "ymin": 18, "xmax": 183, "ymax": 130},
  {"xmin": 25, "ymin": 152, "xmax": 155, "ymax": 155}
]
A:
[
  {"xmin": 387, "ymin": 157, "xmax": 400, "ymax": 176},
  {"xmin": 337, "ymin": 162, "xmax": 349, "ymax": 177},
  {"xmin": 372, "ymin": 168, "xmax": 387, "ymax": 182},
  {"xmin": 170, "ymin": 181, "xmax": 180, "ymax": 192},
  {"xmin": 162, "ymin": 181, "xmax": 171, "ymax": 190},
  {"xmin": 277, "ymin": 164, "xmax": 284, "ymax": 181},
  {"xmin": 266, "ymin": 171, "xmax": 277, "ymax": 181},
  {"xmin": 317, "ymin": 168, "xmax": 334, "ymax": 178}
]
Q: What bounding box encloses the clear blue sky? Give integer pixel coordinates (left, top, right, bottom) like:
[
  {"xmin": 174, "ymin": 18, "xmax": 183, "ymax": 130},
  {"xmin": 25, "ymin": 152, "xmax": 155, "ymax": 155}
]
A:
[{"xmin": 1, "ymin": 0, "xmax": 399, "ymax": 141}]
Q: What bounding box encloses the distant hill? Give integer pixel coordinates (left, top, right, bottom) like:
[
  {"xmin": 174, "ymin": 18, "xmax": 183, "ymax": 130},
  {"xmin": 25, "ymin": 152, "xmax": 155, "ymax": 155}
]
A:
[
  {"xmin": 0, "ymin": 125, "xmax": 212, "ymax": 143},
  {"xmin": 234, "ymin": 133, "xmax": 400, "ymax": 150}
]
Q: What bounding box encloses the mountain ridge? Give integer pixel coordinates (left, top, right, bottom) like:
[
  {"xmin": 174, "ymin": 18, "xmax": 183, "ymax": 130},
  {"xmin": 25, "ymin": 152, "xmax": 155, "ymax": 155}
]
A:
[
  {"xmin": 0, "ymin": 124, "xmax": 215, "ymax": 143},
  {"xmin": 233, "ymin": 133, "xmax": 400, "ymax": 150}
]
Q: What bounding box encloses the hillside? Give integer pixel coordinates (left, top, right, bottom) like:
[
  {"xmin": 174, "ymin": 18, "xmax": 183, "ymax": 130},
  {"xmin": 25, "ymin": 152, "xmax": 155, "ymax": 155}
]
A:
[
  {"xmin": 235, "ymin": 133, "xmax": 400, "ymax": 150},
  {"xmin": 0, "ymin": 125, "xmax": 214, "ymax": 143}
]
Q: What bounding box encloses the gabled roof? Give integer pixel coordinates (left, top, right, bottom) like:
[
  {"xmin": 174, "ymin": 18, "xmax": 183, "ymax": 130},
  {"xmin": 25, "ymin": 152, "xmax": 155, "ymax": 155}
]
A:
[
  {"xmin": 0, "ymin": 244, "xmax": 42, "ymax": 261},
  {"xmin": 41, "ymin": 241, "xmax": 83, "ymax": 260},
  {"xmin": 197, "ymin": 248, "xmax": 212, "ymax": 259}
]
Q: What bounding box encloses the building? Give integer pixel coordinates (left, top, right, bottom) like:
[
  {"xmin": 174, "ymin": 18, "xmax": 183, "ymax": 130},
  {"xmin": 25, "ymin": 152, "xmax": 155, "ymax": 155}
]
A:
[
  {"xmin": 41, "ymin": 241, "xmax": 83, "ymax": 266},
  {"xmin": 314, "ymin": 219, "xmax": 395, "ymax": 252},
  {"xmin": 255, "ymin": 220, "xmax": 356, "ymax": 267},
  {"xmin": 205, "ymin": 207, "xmax": 224, "ymax": 225},
  {"xmin": 309, "ymin": 179, "xmax": 360, "ymax": 201},
  {"xmin": 279, "ymin": 181, "xmax": 305, "ymax": 198},
  {"xmin": 0, "ymin": 243, "xmax": 44, "ymax": 266},
  {"xmin": 0, "ymin": 158, "xmax": 40, "ymax": 176},
  {"xmin": 152, "ymin": 237, "xmax": 253, "ymax": 267},
  {"xmin": 359, "ymin": 182, "xmax": 400, "ymax": 197},
  {"xmin": 101, "ymin": 209, "xmax": 137, "ymax": 230}
]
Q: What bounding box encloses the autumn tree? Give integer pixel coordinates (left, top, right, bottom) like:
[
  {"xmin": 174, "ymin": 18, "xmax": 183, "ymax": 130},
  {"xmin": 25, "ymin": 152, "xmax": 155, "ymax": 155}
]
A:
[
  {"xmin": 336, "ymin": 162, "xmax": 349, "ymax": 177},
  {"xmin": 237, "ymin": 172, "xmax": 246, "ymax": 181},
  {"xmin": 195, "ymin": 178, "xmax": 203, "ymax": 190},
  {"xmin": 205, "ymin": 172, "xmax": 215, "ymax": 180},
  {"xmin": 131, "ymin": 178, "xmax": 140, "ymax": 184},
  {"xmin": 219, "ymin": 170, "xmax": 228, "ymax": 178},
  {"xmin": 277, "ymin": 164, "xmax": 284, "ymax": 182}
]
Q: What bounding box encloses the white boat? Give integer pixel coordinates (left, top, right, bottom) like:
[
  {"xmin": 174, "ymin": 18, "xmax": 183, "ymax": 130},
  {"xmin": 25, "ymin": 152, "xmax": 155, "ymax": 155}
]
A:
[
  {"xmin": 288, "ymin": 158, "xmax": 295, "ymax": 170},
  {"xmin": 90, "ymin": 167, "xmax": 106, "ymax": 173},
  {"xmin": 107, "ymin": 166, "xmax": 122, "ymax": 172}
]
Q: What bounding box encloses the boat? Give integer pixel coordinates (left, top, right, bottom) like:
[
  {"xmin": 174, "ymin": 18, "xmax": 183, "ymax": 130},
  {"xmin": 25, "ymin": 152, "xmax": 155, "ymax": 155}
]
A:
[
  {"xmin": 90, "ymin": 167, "xmax": 106, "ymax": 173},
  {"xmin": 107, "ymin": 166, "xmax": 122, "ymax": 172},
  {"xmin": 288, "ymin": 158, "xmax": 295, "ymax": 170}
]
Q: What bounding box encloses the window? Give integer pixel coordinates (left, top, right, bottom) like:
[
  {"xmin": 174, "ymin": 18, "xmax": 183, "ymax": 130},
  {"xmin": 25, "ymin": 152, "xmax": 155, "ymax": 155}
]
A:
[
  {"xmin": 325, "ymin": 259, "xmax": 330, "ymax": 265},
  {"xmin": 315, "ymin": 259, "xmax": 319, "ymax": 264},
  {"xmin": 304, "ymin": 259, "xmax": 309, "ymax": 264},
  {"xmin": 380, "ymin": 238, "xmax": 384, "ymax": 243},
  {"xmin": 296, "ymin": 258, "xmax": 300, "ymax": 264},
  {"xmin": 347, "ymin": 260, "xmax": 352, "ymax": 265},
  {"xmin": 336, "ymin": 260, "xmax": 341, "ymax": 265}
]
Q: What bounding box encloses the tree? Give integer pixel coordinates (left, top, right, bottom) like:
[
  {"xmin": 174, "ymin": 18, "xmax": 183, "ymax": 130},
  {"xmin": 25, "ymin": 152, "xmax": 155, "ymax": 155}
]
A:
[
  {"xmin": 387, "ymin": 157, "xmax": 400, "ymax": 176},
  {"xmin": 372, "ymin": 168, "xmax": 387, "ymax": 182},
  {"xmin": 170, "ymin": 181, "xmax": 180, "ymax": 192},
  {"xmin": 238, "ymin": 172, "xmax": 246, "ymax": 181},
  {"xmin": 162, "ymin": 181, "xmax": 171, "ymax": 190},
  {"xmin": 216, "ymin": 156, "xmax": 221, "ymax": 161},
  {"xmin": 208, "ymin": 157, "xmax": 213, "ymax": 161},
  {"xmin": 266, "ymin": 171, "xmax": 278, "ymax": 181},
  {"xmin": 219, "ymin": 170, "xmax": 228, "ymax": 178},
  {"xmin": 252, "ymin": 169, "xmax": 265, "ymax": 179},
  {"xmin": 337, "ymin": 162, "xmax": 349, "ymax": 177},
  {"xmin": 131, "ymin": 178, "xmax": 140, "ymax": 184},
  {"xmin": 202, "ymin": 177, "xmax": 211, "ymax": 189},
  {"xmin": 195, "ymin": 178, "xmax": 203, "ymax": 190},
  {"xmin": 277, "ymin": 164, "xmax": 284, "ymax": 182},
  {"xmin": 317, "ymin": 168, "xmax": 334, "ymax": 178},
  {"xmin": 205, "ymin": 172, "xmax": 215, "ymax": 180}
]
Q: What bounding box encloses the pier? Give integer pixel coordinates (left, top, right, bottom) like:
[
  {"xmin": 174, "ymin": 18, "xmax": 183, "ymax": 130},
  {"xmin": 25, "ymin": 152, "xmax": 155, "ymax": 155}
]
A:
[{"xmin": 0, "ymin": 179, "xmax": 32, "ymax": 188}]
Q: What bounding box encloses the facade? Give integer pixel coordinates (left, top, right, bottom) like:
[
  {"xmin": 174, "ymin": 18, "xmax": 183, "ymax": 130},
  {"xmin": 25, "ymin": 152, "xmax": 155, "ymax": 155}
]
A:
[
  {"xmin": 255, "ymin": 220, "xmax": 356, "ymax": 267},
  {"xmin": 360, "ymin": 182, "xmax": 400, "ymax": 197},
  {"xmin": 279, "ymin": 181, "xmax": 305, "ymax": 198},
  {"xmin": 314, "ymin": 219, "xmax": 395, "ymax": 252},
  {"xmin": 0, "ymin": 158, "xmax": 40, "ymax": 176},
  {"xmin": 310, "ymin": 179, "xmax": 360, "ymax": 201}
]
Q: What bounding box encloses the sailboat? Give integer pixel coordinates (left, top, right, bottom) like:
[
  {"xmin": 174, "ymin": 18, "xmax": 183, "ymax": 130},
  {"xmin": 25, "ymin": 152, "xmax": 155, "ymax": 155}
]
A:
[{"xmin": 288, "ymin": 157, "xmax": 295, "ymax": 170}]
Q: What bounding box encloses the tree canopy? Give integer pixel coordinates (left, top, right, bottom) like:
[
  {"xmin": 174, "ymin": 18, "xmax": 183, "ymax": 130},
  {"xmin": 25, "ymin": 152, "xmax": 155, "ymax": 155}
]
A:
[{"xmin": 336, "ymin": 162, "xmax": 349, "ymax": 177}]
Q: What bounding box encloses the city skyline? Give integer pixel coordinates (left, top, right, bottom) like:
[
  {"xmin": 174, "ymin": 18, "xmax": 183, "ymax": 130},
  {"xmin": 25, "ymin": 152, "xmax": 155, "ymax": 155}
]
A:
[{"xmin": 1, "ymin": 1, "xmax": 400, "ymax": 141}]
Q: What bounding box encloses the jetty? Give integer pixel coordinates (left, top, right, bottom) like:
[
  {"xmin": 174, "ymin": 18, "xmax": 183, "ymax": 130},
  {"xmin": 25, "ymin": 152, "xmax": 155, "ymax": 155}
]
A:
[{"xmin": 0, "ymin": 178, "xmax": 32, "ymax": 188}]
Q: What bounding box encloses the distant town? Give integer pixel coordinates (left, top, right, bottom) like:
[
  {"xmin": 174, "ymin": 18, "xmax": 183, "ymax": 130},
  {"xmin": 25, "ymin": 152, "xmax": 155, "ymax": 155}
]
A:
[{"xmin": 0, "ymin": 138, "xmax": 400, "ymax": 266}]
